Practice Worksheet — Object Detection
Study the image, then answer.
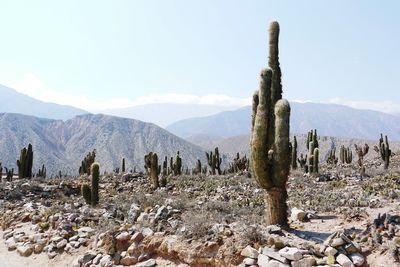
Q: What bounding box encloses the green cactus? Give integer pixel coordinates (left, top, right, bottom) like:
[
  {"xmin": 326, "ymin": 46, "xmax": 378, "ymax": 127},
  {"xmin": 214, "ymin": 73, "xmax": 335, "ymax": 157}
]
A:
[
  {"xmin": 326, "ymin": 148, "xmax": 338, "ymax": 165},
  {"xmin": 306, "ymin": 130, "xmax": 319, "ymax": 174},
  {"xmin": 91, "ymin": 162, "xmax": 100, "ymax": 206},
  {"xmin": 206, "ymin": 147, "xmax": 222, "ymax": 175},
  {"xmin": 250, "ymin": 21, "xmax": 291, "ymax": 226},
  {"xmin": 378, "ymin": 134, "xmax": 391, "ymax": 169},
  {"xmin": 162, "ymin": 156, "xmax": 168, "ymax": 176},
  {"xmin": 79, "ymin": 149, "xmax": 96, "ymax": 175},
  {"xmin": 122, "ymin": 158, "xmax": 125, "ymax": 173},
  {"xmin": 339, "ymin": 145, "xmax": 352, "ymax": 164},
  {"xmin": 297, "ymin": 153, "xmax": 308, "ymax": 172},
  {"xmin": 16, "ymin": 143, "xmax": 33, "ymax": 179},
  {"xmin": 37, "ymin": 164, "xmax": 46, "ymax": 178},
  {"xmin": 174, "ymin": 151, "xmax": 182, "ymax": 175},
  {"xmin": 145, "ymin": 152, "xmax": 159, "ymax": 189},
  {"xmin": 291, "ymin": 136, "xmax": 298, "ymax": 169},
  {"xmin": 313, "ymin": 148, "xmax": 319, "ymax": 173},
  {"xmin": 81, "ymin": 183, "xmax": 91, "ymax": 204}
]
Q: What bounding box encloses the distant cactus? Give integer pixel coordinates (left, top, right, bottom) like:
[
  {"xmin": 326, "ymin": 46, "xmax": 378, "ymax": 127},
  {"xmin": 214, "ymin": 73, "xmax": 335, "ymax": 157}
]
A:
[
  {"xmin": 297, "ymin": 154, "xmax": 308, "ymax": 172},
  {"xmin": 173, "ymin": 151, "xmax": 182, "ymax": 175},
  {"xmin": 37, "ymin": 164, "xmax": 46, "ymax": 178},
  {"xmin": 5, "ymin": 167, "xmax": 13, "ymax": 182},
  {"xmin": 306, "ymin": 130, "xmax": 319, "ymax": 174},
  {"xmin": 145, "ymin": 152, "xmax": 159, "ymax": 189},
  {"xmin": 162, "ymin": 156, "xmax": 168, "ymax": 176},
  {"xmin": 326, "ymin": 148, "xmax": 338, "ymax": 165},
  {"xmin": 250, "ymin": 21, "xmax": 291, "ymax": 226},
  {"xmin": 79, "ymin": 149, "xmax": 96, "ymax": 175},
  {"xmin": 291, "ymin": 136, "xmax": 298, "ymax": 169},
  {"xmin": 17, "ymin": 143, "xmax": 33, "ymax": 179},
  {"xmin": 228, "ymin": 152, "xmax": 249, "ymax": 173},
  {"xmin": 339, "ymin": 145, "xmax": 352, "ymax": 164},
  {"xmin": 122, "ymin": 158, "xmax": 125, "ymax": 173},
  {"xmin": 193, "ymin": 159, "xmax": 202, "ymax": 175},
  {"xmin": 91, "ymin": 162, "xmax": 100, "ymax": 206},
  {"xmin": 206, "ymin": 147, "xmax": 222, "ymax": 175},
  {"xmin": 378, "ymin": 134, "xmax": 392, "ymax": 169},
  {"xmin": 81, "ymin": 183, "xmax": 91, "ymax": 204},
  {"xmin": 354, "ymin": 143, "xmax": 369, "ymax": 167}
]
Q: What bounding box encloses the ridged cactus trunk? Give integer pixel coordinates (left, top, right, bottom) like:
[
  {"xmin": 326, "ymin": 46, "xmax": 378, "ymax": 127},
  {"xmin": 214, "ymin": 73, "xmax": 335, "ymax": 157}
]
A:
[
  {"xmin": 91, "ymin": 162, "xmax": 100, "ymax": 206},
  {"xmin": 251, "ymin": 21, "xmax": 291, "ymax": 226},
  {"xmin": 291, "ymin": 136, "xmax": 298, "ymax": 170}
]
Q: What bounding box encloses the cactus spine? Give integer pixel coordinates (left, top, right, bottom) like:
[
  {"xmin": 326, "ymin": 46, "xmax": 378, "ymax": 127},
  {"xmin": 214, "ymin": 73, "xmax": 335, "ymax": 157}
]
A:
[
  {"xmin": 17, "ymin": 143, "xmax": 33, "ymax": 179},
  {"xmin": 91, "ymin": 162, "xmax": 100, "ymax": 206},
  {"xmin": 379, "ymin": 134, "xmax": 391, "ymax": 169},
  {"xmin": 206, "ymin": 147, "xmax": 222, "ymax": 175},
  {"xmin": 250, "ymin": 21, "xmax": 291, "ymax": 226}
]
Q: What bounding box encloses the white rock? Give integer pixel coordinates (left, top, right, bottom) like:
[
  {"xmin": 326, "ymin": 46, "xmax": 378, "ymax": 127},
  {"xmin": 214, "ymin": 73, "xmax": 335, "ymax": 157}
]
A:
[
  {"xmin": 324, "ymin": 246, "xmax": 338, "ymax": 256},
  {"xmin": 257, "ymin": 253, "xmax": 270, "ymax": 267},
  {"xmin": 279, "ymin": 247, "xmax": 303, "ymax": 261},
  {"xmin": 291, "ymin": 257, "xmax": 317, "ymax": 267},
  {"xmin": 336, "ymin": 254, "xmax": 354, "ymax": 267},
  {"xmin": 349, "ymin": 253, "xmax": 365, "ymax": 266},
  {"xmin": 291, "ymin": 208, "xmax": 306, "ymax": 221},
  {"xmin": 241, "ymin": 245, "xmax": 259, "ymax": 259},
  {"xmin": 243, "ymin": 257, "xmax": 257, "ymax": 265},
  {"xmin": 17, "ymin": 244, "xmax": 34, "ymax": 257},
  {"xmin": 268, "ymin": 259, "xmax": 291, "ymax": 267}
]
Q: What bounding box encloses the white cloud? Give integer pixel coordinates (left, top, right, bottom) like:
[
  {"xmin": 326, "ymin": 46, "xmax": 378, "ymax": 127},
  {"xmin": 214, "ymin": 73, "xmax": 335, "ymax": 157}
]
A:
[
  {"xmin": 328, "ymin": 97, "xmax": 400, "ymax": 115},
  {"xmin": 0, "ymin": 73, "xmax": 251, "ymax": 111}
]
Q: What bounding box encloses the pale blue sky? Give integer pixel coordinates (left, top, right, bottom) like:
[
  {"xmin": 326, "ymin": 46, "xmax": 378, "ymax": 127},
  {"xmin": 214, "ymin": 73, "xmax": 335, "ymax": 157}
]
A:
[{"xmin": 0, "ymin": 1, "xmax": 399, "ymax": 112}]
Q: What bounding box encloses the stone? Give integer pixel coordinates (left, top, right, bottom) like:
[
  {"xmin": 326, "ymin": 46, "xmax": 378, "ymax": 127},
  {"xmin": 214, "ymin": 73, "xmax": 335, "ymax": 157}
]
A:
[
  {"xmin": 291, "ymin": 208, "xmax": 307, "ymax": 222},
  {"xmin": 268, "ymin": 259, "xmax": 291, "ymax": 267},
  {"xmin": 349, "ymin": 253, "xmax": 365, "ymax": 266},
  {"xmin": 120, "ymin": 255, "xmax": 138, "ymax": 266},
  {"xmin": 155, "ymin": 205, "xmax": 169, "ymax": 221},
  {"xmin": 47, "ymin": 251, "xmax": 57, "ymax": 259},
  {"xmin": 326, "ymin": 255, "xmax": 335, "ymax": 265},
  {"xmin": 5, "ymin": 237, "xmax": 17, "ymax": 250},
  {"xmin": 261, "ymin": 248, "xmax": 289, "ymax": 264},
  {"xmin": 17, "ymin": 244, "xmax": 34, "ymax": 257},
  {"xmin": 336, "ymin": 254, "xmax": 354, "ymax": 267},
  {"xmin": 324, "ymin": 246, "xmax": 338, "ymax": 256},
  {"xmin": 100, "ymin": 255, "xmax": 113, "ymax": 267},
  {"xmin": 116, "ymin": 231, "xmax": 131, "ymax": 251},
  {"xmin": 92, "ymin": 254, "xmax": 103, "ymax": 265},
  {"xmin": 127, "ymin": 203, "xmax": 141, "ymax": 223},
  {"xmin": 136, "ymin": 259, "xmax": 157, "ymax": 267},
  {"xmin": 34, "ymin": 243, "xmax": 45, "ymax": 253},
  {"xmin": 243, "ymin": 257, "xmax": 257, "ymax": 265},
  {"xmin": 131, "ymin": 232, "xmax": 144, "ymax": 244},
  {"xmin": 82, "ymin": 253, "xmax": 97, "ymax": 264},
  {"xmin": 257, "ymin": 253, "xmax": 270, "ymax": 267},
  {"xmin": 51, "ymin": 236, "xmax": 64, "ymax": 243},
  {"xmin": 279, "ymin": 247, "xmax": 303, "ymax": 261},
  {"xmin": 56, "ymin": 239, "xmax": 68, "ymax": 249},
  {"xmin": 141, "ymin": 227, "xmax": 154, "ymax": 237},
  {"xmin": 241, "ymin": 245, "xmax": 259, "ymax": 259},
  {"xmin": 291, "ymin": 257, "xmax": 317, "ymax": 267},
  {"xmin": 331, "ymin": 238, "xmax": 345, "ymax": 247}
]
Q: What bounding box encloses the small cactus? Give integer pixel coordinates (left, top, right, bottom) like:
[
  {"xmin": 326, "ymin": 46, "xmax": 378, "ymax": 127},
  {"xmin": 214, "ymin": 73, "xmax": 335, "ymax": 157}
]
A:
[
  {"xmin": 339, "ymin": 145, "xmax": 352, "ymax": 164},
  {"xmin": 145, "ymin": 152, "xmax": 159, "ymax": 189},
  {"xmin": 326, "ymin": 148, "xmax": 338, "ymax": 165},
  {"xmin": 206, "ymin": 147, "xmax": 222, "ymax": 175},
  {"xmin": 378, "ymin": 134, "xmax": 391, "ymax": 169},
  {"xmin": 297, "ymin": 154, "xmax": 308, "ymax": 172},
  {"xmin": 81, "ymin": 183, "xmax": 91, "ymax": 204},
  {"xmin": 291, "ymin": 136, "xmax": 298, "ymax": 170},
  {"xmin": 122, "ymin": 158, "xmax": 125, "ymax": 173}
]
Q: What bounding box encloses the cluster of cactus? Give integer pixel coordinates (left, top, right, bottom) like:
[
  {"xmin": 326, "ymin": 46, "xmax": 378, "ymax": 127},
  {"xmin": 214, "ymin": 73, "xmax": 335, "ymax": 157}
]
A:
[
  {"xmin": 5, "ymin": 167, "xmax": 14, "ymax": 182},
  {"xmin": 378, "ymin": 134, "xmax": 392, "ymax": 169},
  {"xmin": 17, "ymin": 143, "xmax": 33, "ymax": 179},
  {"xmin": 306, "ymin": 129, "xmax": 319, "ymax": 174},
  {"xmin": 250, "ymin": 21, "xmax": 291, "ymax": 225},
  {"xmin": 114, "ymin": 167, "xmax": 120, "ymax": 174},
  {"xmin": 339, "ymin": 145, "xmax": 352, "ymax": 164},
  {"xmin": 227, "ymin": 153, "xmax": 249, "ymax": 173},
  {"xmin": 36, "ymin": 164, "xmax": 46, "ymax": 178},
  {"xmin": 192, "ymin": 159, "xmax": 202, "ymax": 175},
  {"xmin": 170, "ymin": 151, "xmax": 182, "ymax": 176},
  {"xmin": 326, "ymin": 148, "xmax": 338, "ymax": 165},
  {"xmin": 122, "ymin": 158, "xmax": 126, "ymax": 173},
  {"xmin": 81, "ymin": 162, "xmax": 100, "ymax": 206},
  {"xmin": 290, "ymin": 136, "xmax": 298, "ymax": 170},
  {"xmin": 144, "ymin": 152, "xmax": 160, "ymax": 189},
  {"xmin": 79, "ymin": 149, "xmax": 96, "ymax": 175},
  {"xmin": 206, "ymin": 147, "xmax": 222, "ymax": 175}
]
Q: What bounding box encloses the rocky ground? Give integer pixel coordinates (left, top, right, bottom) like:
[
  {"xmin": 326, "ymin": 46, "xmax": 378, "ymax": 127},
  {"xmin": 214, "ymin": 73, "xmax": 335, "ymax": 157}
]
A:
[{"xmin": 0, "ymin": 154, "xmax": 400, "ymax": 267}]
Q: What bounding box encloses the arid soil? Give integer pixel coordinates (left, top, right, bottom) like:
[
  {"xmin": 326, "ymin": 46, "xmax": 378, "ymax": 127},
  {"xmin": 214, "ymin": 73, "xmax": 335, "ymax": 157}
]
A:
[{"xmin": 0, "ymin": 153, "xmax": 399, "ymax": 267}]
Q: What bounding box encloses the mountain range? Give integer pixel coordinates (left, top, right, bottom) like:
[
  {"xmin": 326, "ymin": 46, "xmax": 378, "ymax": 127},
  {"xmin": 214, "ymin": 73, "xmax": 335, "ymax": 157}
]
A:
[
  {"xmin": 0, "ymin": 113, "xmax": 204, "ymax": 176},
  {"xmin": 0, "ymin": 84, "xmax": 88, "ymax": 120},
  {"xmin": 166, "ymin": 102, "xmax": 400, "ymax": 141}
]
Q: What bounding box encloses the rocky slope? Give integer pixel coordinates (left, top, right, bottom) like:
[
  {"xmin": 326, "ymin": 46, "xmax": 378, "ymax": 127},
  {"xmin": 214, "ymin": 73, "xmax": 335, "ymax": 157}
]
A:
[
  {"xmin": 166, "ymin": 102, "xmax": 400, "ymax": 140},
  {"xmin": 0, "ymin": 113, "xmax": 205, "ymax": 176}
]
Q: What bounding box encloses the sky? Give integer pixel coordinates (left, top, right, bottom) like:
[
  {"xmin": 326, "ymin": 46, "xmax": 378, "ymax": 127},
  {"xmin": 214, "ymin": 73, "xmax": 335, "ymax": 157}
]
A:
[{"xmin": 0, "ymin": 1, "xmax": 399, "ymax": 113}]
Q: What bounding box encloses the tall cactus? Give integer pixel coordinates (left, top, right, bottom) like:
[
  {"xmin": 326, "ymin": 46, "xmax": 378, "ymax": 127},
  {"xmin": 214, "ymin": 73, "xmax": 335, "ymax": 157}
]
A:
[
  {"xmin": 291, "ymin": 136, "xmax": 298, "ymax": 170},
  {"xmin": 251, "ymin": 21, "xmax": 291, "ymax": 226},
  {"xmin": 91, "ymin": 162, "xmax": 100, "ymax": 206},
  {"xmin": 145, "ymin": 152, "xmax": 159, "ymax": 189},
  {"xmin": 17, "ymin": 143, "xmax": 33, "ymax": 179},
  {"xmin": 306, "ymin": 130, "xmax": 319, "ymax": 174},
  {"xmin": 122, "ymin": 158, "xmax": 125, "ymax": 173},
  {"xmin": 378, "ymin": 134, "xmax": 391, "ymax": 169},
  {"xmin": 206, "ymin": 147, "xmax": 222, "ymax": 175}
]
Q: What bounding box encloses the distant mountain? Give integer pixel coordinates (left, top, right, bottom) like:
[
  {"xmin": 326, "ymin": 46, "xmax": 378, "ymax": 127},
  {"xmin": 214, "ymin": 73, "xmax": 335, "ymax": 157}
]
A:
[
  {"xmin": 0, "ymin": 113, "xmax": 205, "ymax": 176},
  {"xmin": 166, "ymin": 102, "xmax": 400, "ymax": 141},
  {"xmin": 0, "ymin": 84, "xmax": 88, "ymax": 120},
  {"xmin": 99, "ymin": 103, "xmax": 241, "ymax": 127}
]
